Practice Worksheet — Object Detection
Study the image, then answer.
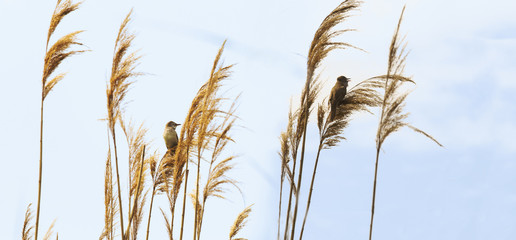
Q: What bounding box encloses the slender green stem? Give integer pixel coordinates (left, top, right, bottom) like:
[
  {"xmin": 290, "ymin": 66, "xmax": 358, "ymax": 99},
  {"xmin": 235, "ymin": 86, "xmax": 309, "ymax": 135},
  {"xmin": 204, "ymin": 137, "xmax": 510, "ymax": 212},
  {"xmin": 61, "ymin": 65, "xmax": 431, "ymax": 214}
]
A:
[
  {"xmin": 369, "ymin": 147, "xmax": 381, "ymax": 240},
  {"xmin": 111, "ymin": 130, "xmax": 125, "ymax": 240},
  {"xmin": 145, "ymin": 186, "xmax": 156, "ymax": 240},
  {"xmin": 299, "ymin": 142, "xmax": 323, "ymax": 240},
  {"xmin": 35, "ymin": 96, "xmax": 44, "ymax": 240}
]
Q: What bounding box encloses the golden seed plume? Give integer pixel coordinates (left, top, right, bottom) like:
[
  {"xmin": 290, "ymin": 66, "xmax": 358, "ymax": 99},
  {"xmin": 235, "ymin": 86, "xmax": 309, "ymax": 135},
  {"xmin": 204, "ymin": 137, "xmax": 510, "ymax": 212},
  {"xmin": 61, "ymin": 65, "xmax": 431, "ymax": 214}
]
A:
[
  {"xmin": 229, "ymin": 205, "xmax": 253, "ymax": 240},
  {"xmin": 22, "ymin": 204, "xmax": 35, "ymax": 240},
  {"xmin": 373, "ymin": 6, "xmax": 442, "ymax": 148},
  {"xmin": 46, "ymin": 0, "xmax": 82, "ymax": 46},
  {"xmin": 42, "ymin": 220, "xmax": 56, "ymax": 240},
  {"xmin": 106, "ymin": 9, "xmax": 142, "ymax": 131},
  {"xmin": 42, "ymin": 0, "xmax": 86, "ymax": 100}
]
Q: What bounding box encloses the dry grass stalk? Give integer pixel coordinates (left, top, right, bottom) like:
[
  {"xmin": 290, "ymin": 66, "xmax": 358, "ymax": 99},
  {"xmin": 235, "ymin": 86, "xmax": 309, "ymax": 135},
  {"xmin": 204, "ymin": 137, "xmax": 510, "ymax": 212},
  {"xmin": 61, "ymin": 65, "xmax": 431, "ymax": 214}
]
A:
[
  {"xmin": 105, "ymin": 9, "xmax": 141, "ymax": 240},
  {"xmin": 229, "ymin": 205, "xmax": 253, "ymax": 240},
  {"xmin": 368, "ymin": 6, "xmax": 442, "ymax": 240},
  {"xmin": 279, "ymin": 1, "xmax": 361, "ymax": 239},
  {"xmin": 22, "ymin": 204, "xmax": 35, "ymax": 240},
  {"xmin": 36, "ymin": 1, "xmax": 85, "ymax": 239}
]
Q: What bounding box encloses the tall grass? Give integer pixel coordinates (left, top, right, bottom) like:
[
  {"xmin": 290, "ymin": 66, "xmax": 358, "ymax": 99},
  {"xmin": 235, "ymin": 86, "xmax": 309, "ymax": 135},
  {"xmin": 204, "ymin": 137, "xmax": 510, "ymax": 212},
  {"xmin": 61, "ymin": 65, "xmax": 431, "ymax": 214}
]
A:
[
  {"xmin": 368, "ymin": 6, "xmax": 442, "ymax": 240},
  {"xmin": 103, "ymin": 9, "xmax": 143, "ymax": 240},
  {"xmin": 33, "ymin": 0, "xmax": 86, "ymax": 239},
  {"xmin": 17, "ymin": 1, "xmax": 447, "ymax": 239}
]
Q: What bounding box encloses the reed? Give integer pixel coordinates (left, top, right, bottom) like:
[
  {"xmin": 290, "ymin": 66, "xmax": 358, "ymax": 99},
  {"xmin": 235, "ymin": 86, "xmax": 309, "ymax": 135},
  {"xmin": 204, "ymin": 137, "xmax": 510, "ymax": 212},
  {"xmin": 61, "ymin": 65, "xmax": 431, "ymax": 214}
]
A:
[
  {"xmin": 191, "ymin": 40, "xmax": 236, "ymax": 240},
  {"xmin": 368, "ymin": 6, "xmax": 442, "ymax": 240},
  {"xmin": 22, "ymin": 204, "xmax": 58, "ymax": 240},
  {"xmin": 36, "ymin": 1, "xmax": 85, "ymax": 239},
  {"xmin": 105, "ymin": 9, "xmax": 142, "ymax": 240},
  {"xmin": 229, "ymin": 205, "xmax": 253, "ymax": 240},
  {"xmin": 22, "ymin": 204, "xmax": 35, "ymax": 240}
]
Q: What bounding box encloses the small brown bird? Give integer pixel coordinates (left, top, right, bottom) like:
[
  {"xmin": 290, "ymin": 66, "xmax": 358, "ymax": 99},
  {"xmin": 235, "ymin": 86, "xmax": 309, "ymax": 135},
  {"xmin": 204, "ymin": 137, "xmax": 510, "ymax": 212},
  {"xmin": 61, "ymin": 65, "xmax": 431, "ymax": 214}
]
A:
[
  {"xmin": 329, "ymin": 76, "xmax": 350, "ymax": 120},
  {"xmin": 163, "ymin": 121, "xmax": 180, "ymax": 150}
]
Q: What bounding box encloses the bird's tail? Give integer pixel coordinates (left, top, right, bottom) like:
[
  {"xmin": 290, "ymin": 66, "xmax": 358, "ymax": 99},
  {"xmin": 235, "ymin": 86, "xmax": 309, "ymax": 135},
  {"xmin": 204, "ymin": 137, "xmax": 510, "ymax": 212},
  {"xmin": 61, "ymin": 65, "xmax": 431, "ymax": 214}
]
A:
[{"xmin": 330, "ymin": 104, "xmax": 337, "ymax": 121}]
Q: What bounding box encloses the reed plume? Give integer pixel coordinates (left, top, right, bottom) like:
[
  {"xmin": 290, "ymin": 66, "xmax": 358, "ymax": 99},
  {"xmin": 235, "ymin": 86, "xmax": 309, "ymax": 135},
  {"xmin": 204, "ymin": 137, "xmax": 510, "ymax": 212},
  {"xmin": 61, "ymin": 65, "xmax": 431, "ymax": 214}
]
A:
[
  {"xmin": 279, "ymin": 1, "xmax": 361, "ymax": 239},
  {"xmin": 229, "ymin": 205, "xmax": 253, "ymax": 240},
  {"xmin": 41, "ymin": 220, "xmax": 56, "ymax": 240},
  {"xmin": 105, "ymin": 9, "xmax": 141, "ymax": 240},
  {"xmin": 36, "ymin": 1, "xmax": 86, "ymax": 239},
  {"xmin": 22, "ymin": 204, "xmax": 35, "ymax": 240},
  {"xmin": 368, "ymin": 6, "xmax": 442, "ymax": 240}
]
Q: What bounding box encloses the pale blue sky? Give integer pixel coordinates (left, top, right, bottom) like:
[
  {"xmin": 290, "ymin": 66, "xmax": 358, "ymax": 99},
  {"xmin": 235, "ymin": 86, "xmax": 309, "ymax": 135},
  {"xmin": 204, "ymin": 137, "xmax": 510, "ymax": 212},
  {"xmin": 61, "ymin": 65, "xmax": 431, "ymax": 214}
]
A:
[{"xmin": 1, "ymin": 0, "xmax": 515, "ymax": 239}]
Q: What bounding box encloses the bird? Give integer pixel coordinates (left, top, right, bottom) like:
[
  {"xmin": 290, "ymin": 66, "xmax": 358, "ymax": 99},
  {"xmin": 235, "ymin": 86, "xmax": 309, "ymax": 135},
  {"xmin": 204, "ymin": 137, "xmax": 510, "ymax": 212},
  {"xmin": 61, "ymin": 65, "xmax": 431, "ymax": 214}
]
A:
[
  {"xmin": 163, "ymin": 121, "xmax": 181, "ymax": 150},
  {"xmin": 329, "ymin": 76, "xmax": 350, "ymax": 120}
]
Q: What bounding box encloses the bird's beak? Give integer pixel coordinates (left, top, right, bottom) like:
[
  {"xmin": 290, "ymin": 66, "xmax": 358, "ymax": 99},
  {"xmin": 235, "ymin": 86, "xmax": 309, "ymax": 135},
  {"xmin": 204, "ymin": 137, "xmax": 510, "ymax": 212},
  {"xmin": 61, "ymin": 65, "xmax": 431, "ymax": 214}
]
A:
[{"xmin": 177, "ymin": 123, "xmax": 181, "ymax": 126}]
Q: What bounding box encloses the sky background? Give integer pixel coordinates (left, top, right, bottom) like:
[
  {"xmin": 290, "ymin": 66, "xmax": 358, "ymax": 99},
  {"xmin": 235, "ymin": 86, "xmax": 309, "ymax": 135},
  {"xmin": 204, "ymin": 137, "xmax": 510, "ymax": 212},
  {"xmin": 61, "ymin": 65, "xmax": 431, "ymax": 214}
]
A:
[{"xmin": 1, "ymin": 0, "xmax": 516, "ymax": 239}]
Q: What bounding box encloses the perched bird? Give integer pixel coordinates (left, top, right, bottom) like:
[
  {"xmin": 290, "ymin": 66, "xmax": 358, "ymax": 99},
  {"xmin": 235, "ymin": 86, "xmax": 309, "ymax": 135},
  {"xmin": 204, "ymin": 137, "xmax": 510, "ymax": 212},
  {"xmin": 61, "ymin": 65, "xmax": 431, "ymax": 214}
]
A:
[
  {"xmin": 163, "ymin": 121, "xmax": 181, "ymax": 150},
  {"xmin": 329, "ymin": 76, "xmax": 350, "ymax": 120}
]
